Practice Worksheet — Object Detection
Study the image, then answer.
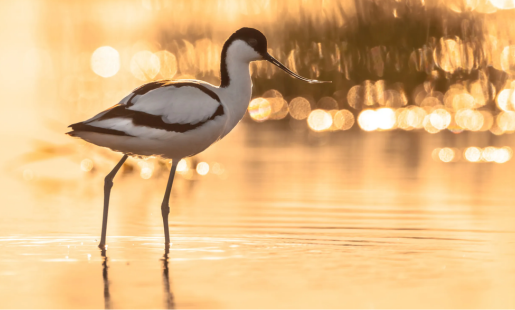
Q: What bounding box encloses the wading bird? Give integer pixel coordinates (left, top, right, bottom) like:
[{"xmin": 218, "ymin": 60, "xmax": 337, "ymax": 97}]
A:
[{"xmin": 67, "ymin": 27, "xmax": 330, "ymax": 249}]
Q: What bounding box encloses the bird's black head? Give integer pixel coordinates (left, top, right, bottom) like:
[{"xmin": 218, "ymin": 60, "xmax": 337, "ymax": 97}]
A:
[{"xmin": 227, "ymin": 27, "xmax": 268, "ymax": 57}]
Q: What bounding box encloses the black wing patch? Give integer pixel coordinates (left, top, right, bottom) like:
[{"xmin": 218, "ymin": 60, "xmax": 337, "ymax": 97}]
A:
[
  {"xmin": 100, "ymin": 104, "xmax": 225, "ymax": 133},
  {"xmin": 67, "ymin": 123, "xmax": 133, "ymax": 137},
  {"xmin": 126, "ymin": 80, "xmax": 221, "ymax": 107},
  {"xmin": 132, "ymin": 80, "xmax": 170, "ymax": 95}
]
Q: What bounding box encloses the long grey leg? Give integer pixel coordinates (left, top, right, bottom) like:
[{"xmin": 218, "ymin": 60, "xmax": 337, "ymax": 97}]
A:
[
  {"xmin": 99, "ymin": 154, "xmax": 128, "ymax": 249},
  {"xmin": 162, "ymin": 160, "xmax": 179, "ymax": 247}
]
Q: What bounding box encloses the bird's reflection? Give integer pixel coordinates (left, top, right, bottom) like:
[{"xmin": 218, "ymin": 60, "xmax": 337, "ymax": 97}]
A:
[
  {"xmin": 101, "ymin": 248, "xmax": 111, "ymax": 309},
  {"xmin": 99, "ymin": 246, "xmax": 174, "ymax": 309},
  {"xmin": 162, "ymin": 246, "xmax": 175, "ymax": 309}
]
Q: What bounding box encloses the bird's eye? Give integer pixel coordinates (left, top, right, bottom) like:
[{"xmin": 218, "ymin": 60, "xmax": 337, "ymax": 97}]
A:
[{"xmin": 248, "ymin": 38, "xmax": 258, "ymax": 47}]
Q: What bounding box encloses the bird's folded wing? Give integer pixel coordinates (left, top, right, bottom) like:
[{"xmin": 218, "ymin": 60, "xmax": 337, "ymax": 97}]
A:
[
  {"xmin": 125, "ymin": 81, "xmax": 222, "ymax": 125},
  {"xmin": 68, "ymin": 81, "xmax": 225, "ymax": 138}
]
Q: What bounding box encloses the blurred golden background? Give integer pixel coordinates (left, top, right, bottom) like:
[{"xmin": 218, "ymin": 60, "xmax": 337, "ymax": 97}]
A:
[{"xmin": 1, "ymin": 0, "xmax": 515, "ymax": 308}]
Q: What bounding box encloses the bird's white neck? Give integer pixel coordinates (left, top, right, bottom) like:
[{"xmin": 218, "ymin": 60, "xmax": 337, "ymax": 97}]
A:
[{"xmin": 218, "ymin": 42, "xmax": 254, "ymax": 137}]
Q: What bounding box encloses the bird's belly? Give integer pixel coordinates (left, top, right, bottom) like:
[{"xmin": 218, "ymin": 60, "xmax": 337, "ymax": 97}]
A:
[{"xmin": 75, "ymin": 116, "xmax": 226, "ymax": 160}]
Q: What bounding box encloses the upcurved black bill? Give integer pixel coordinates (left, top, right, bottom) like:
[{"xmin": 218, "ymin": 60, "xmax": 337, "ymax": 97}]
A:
[{"xmin": 264, "ymin": 53, "xmax": 331, "ymax": 84}]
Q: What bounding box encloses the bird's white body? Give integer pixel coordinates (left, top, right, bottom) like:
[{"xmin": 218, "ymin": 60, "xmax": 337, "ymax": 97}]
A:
[{"xmin": 70, "ymin": 40, "xmax": 256, "ymax": 160}]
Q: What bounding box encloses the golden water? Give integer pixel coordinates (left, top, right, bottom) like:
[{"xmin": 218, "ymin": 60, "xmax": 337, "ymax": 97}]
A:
[{"xmin": 2, "ymin": 127, "xmax": 515, "ymax": 308}]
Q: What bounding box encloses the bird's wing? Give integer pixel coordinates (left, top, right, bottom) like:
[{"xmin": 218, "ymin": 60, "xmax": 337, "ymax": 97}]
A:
[
  {"xmin": 125, "ymin": 80, "xmax": 222, "ymax": 125},
  {"xmin": 67, "ymin": 80, "xmax": 225, "ymax": 138}
]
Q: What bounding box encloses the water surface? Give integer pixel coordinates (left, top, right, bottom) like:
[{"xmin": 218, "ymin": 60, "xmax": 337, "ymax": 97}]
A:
[{"xmin": 1, "ymin": 128, "xmax": 515, "ymax": 308}]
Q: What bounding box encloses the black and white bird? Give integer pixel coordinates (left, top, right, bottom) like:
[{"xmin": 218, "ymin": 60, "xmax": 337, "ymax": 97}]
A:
[{"xmin": 67, "ymin": 27, "xmax": 329, "ymax": 249}]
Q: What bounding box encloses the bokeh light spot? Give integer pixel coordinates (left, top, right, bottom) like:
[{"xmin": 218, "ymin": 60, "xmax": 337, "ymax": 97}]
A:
[
  {"xmin": 430, "ymin": 109, "xmax": 452, "ymax": 130},
  {"xmin": 482, "ymin": 147, "xmax": 497, "ymax": 162},
  {"xmin": 358, "ymin": 109, "xmax": 378, "ymax": 131},
  {"xmin": 176, "ymin": 159, "xmax": 189, "ymax": 173},
  {"xmin": 249, "ymin": 98, "xmax": 271, "ymax": 122},
  {"xmin": 464, "ymin": 147, "xmax": 481, "ymax": 162},
  {"xmin": 439, "ymin": 148, "xmax": 455, "ymax": 162},
  {"xmin": 455, "ymin": 109, "xmax": 484, "ymax": 131},
  {"xmin": 494, "ymin": 147, "xmax": 511, "ymax": 163},
  {"xmin": 289, "ymin": 97, "xmax": 311, "ymax": 120},
  {"xmin": 434, "ymin": 38, "xmax": 459, "ymax": 73},
  {"xmin": 91, "ymin": 46, "xmax": 120, "ymax": 78},
  {"xmin": 333, "ymin": 110, "xmax": 354, "ymax": 130},
  {"xmin": 308, "ymin": 109, "xmax": 332, "ymax": 132},
  {"xmin": 490, "ymin": 0, "xmax": 515, "ymax": 10},
  {"xmin": 496, "ymin": 89, "xmax": 515, "ymax": 111},
  {"xmin": 347, "ymin": 85, "xmax": 362, "ymax": 110},
  {"xmin": 196, "ymin": 162, "xmax": 209, "ymax": 175},
  {"xmin": 376, "ymin": 108, "xmax": 396, "ymax": 130},
  {"xmin": 452, "ymin": 93, "xmax": 475, "ymax": 111},
  {"xmin": 406, "ymin": 107, "xmax": 426, "ymax": 129},
  {"xmin": 497, "ymin": 111, "xmax": 515, "ymax": 132},
  {"xmin": 140, "ymin": 167, "xmax": 153, "ymax": 179}
]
